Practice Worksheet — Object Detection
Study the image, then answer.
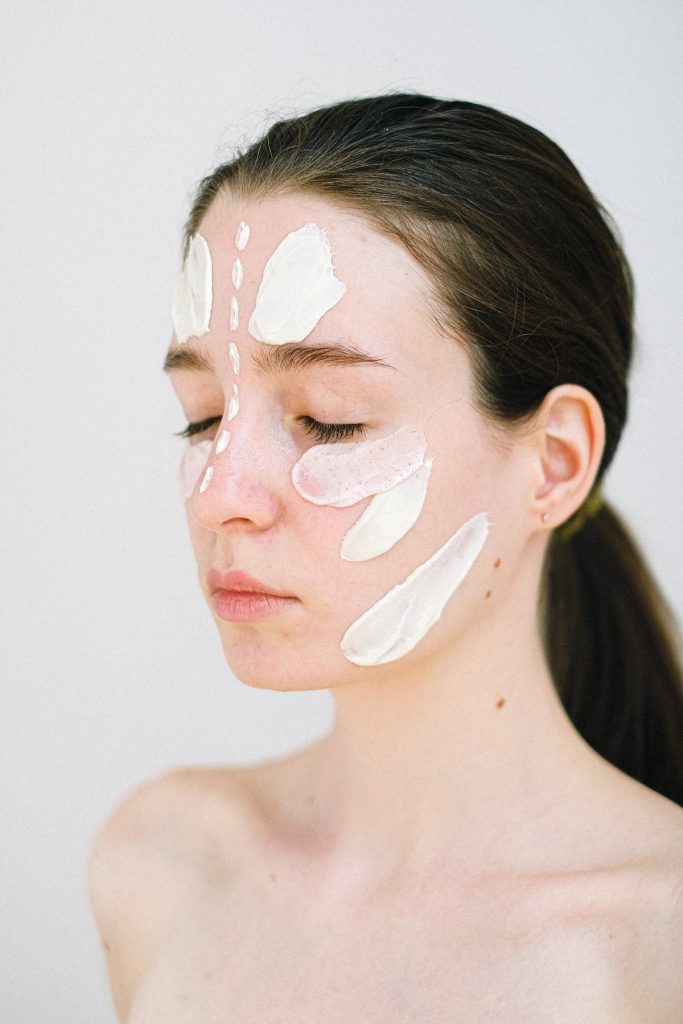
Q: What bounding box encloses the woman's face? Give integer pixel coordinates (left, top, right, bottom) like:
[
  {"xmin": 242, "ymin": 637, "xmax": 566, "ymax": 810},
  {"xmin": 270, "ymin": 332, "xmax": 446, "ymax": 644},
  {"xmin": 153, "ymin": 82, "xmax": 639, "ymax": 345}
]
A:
[{"xmin": 166, "ymin": 194, "xmax": 530, "ymax": 691}]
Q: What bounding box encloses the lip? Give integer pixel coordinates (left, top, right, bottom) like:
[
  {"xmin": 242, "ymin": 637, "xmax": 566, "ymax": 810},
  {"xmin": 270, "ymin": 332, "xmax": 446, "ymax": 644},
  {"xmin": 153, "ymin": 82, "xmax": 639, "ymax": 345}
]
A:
[
  {"xmin": 207, "ymin": 568, "xmax": 294, "ymax": 598},
  {"xmin": 207, "ymin": 569, "xmax": 299, "ymax": 624}
]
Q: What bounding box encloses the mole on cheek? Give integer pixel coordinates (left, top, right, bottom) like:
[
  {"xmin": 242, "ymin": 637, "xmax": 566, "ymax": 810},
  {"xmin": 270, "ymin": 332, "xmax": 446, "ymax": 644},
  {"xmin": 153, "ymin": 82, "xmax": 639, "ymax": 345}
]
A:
[
  {"xmin": 485, "ymin": 590, "xmax": 492, "ymax": 599},
  {"xmin": 495, "ymin": 697, "xmax": 506, "ymax": 709},
  {"xmin": 494, "ymin": 557, "xmax": 501, "ymax": 568}
]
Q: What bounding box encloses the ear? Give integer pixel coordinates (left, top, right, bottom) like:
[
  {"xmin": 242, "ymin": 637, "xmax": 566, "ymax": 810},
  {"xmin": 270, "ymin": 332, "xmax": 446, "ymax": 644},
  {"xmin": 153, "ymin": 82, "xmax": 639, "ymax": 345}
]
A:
[{"xmin": 529, "ymin": 384, "xmax": 605, "ymax": 533}]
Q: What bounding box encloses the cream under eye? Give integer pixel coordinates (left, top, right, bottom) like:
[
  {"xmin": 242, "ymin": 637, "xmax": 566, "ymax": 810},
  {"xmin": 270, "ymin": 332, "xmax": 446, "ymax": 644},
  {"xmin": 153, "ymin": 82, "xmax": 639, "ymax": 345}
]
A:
[{"xmin": 299, "ymin": 417, "xmax": 367, "ymax": 443}]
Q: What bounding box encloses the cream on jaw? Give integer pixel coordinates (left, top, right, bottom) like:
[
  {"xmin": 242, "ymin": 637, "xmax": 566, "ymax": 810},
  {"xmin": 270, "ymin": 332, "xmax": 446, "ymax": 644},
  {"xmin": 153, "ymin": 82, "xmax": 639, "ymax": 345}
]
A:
[
  {"xmin": 171, "ymin": 234, "xmax": 212, "ymax": 344},
  {"xmin": 341, "ymin": 459, "xmax": 433, "ymax": 561},
  {"xmin": 178, "ymin": 439, "xmax": 213, "ymax": 500},
  {"xmin": 341, "ymin": 512, "xmax": 490, "ymax": 666},
  {"xmin": 248, "ymin": 223, "xmax": 346, "ymax": 345},
  {"xmin": 291, "ymin": 425, "xmax": 426, "ymax": 508}
]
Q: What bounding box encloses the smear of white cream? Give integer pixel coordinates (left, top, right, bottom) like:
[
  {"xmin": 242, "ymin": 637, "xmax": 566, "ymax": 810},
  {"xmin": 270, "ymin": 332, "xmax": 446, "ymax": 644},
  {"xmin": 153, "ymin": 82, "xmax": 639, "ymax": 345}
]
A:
[
  {"xmin": 341, "ymin": 459, "xmax": 433, "ymax": 561},
  {"xmin": 229, "ymin": 342, "xmax": 240, "ymax": 375},
  {"xmin": 227, "ymin": 383, "xmax": 239, "ymax": 421},
  {"xmin": 199, "ymin": 465, "xmax": 214, "ymax": 493},
  {"xmin": 231, "ymin": 258, "xmax": 244, "ymax": 290},
  {"xmin": 248, "ymin": 223, "xmax": 346, "ymax": 345},
  {"xmin": 230, "ymin": 296, "xmax": 239, "ymax": 332},
  {"xmin": 292, "ymin": 424, "xmax": 426, "ymax": 508},
  {"xmin": 177, "ymin": 439, "xmax": 213, "ymax": 501},
  {"xmin": 340, "ymin": 511, "xmax": 490, "ymax": 666},
  {"xmin": 171, "ymin": 234, "xmax": 213, "ymax": 344},
  {"xmin": 215, "ymin": 429, "xmax": 231, "ymax": 454},
  {"xmin": 235, "ymin": 222, "xmax": 250, "ymax": 251}
]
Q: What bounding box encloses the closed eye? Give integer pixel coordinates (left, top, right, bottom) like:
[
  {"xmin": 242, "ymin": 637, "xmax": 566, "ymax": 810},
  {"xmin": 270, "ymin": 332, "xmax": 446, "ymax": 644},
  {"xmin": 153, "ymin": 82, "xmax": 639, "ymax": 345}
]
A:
[
  {"xmin": 174, "ymin": 415, "xmax": 367, "ymax": 443},
  {"xmin": 298, "ymin": 417, "xmax": 367, "ymax": 443}
]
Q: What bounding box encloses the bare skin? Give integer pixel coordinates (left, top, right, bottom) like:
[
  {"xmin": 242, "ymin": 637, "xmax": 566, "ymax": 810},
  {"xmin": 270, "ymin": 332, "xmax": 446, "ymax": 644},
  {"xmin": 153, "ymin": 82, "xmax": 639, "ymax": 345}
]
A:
[
  {"xmin": 89, "ymin": 194, "xmax": 683, "ymax": 1021},
  {"xmin": 89, "ymin": 749, "xmax": 683, "ymax": 1023}
]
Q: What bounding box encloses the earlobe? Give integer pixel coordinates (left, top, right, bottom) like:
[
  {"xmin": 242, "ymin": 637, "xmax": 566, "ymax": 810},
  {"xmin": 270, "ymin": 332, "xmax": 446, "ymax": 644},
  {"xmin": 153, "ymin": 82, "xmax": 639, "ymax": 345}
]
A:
[{"xmin": 532, "ymin": 385, "xmax": 605, "ymax": 530}]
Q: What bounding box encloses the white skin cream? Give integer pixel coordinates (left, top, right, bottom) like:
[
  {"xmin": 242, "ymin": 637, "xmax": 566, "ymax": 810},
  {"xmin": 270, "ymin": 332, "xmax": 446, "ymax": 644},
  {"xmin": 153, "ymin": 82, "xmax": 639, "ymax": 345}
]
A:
[
  {"xmin": 291, "ymin": 424, "xmax": 426, "ymax": 508},
  {"xmin": 215, "ymin": 429, "xmax": 231, "ymax": 454},
  {"xmin": 235, "ymin": 221, "xmax": 250, "ymax": 251},
  {"xmin": 340, "ymin": 511, "xmax": 490, "ymax": 666},
  {"xmin": 230, "ymin": 296, "xmax": 239, "ymax": 332},
  {"xmin": 231, "ymin": 257, "xmax": 244, "ymax": 290},
  {"xmin": 227, "ymin": 383, "xmax": 239, "ymax": 421},
  {"xmin": 171, "ymin": 233, "xmax": 212, "ymax": 344},
  {"xmin": 248, "ymin": 224, "xmax": 346, "ymax": 345},
  {"xmin": 340, "ymin": 459, "xmax": 433, "ymax": 561},
  {"xmin": 229, "ymin": 342, "xmax": 240, "ymax": 375}
]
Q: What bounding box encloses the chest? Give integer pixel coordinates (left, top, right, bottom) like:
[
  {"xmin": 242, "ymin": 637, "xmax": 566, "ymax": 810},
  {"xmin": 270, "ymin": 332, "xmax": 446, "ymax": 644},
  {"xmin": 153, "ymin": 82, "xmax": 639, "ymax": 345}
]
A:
[{"xmin": 124, "ymin": 875, "xmax": 642, "ymax": 1023}]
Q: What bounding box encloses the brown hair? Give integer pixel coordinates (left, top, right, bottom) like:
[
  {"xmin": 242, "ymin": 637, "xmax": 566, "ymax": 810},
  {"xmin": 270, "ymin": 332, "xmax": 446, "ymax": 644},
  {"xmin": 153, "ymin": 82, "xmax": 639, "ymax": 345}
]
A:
[{"xmin": 184, "ymin": 94, "xmax": 683, "ymax": 805}]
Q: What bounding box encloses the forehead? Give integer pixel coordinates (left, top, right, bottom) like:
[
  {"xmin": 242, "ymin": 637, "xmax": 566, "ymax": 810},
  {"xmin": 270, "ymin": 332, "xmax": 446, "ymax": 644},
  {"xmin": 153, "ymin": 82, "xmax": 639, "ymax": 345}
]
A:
[{"xmin": 198, "ymin": 193, "xmax": 438, "ymax": 350}]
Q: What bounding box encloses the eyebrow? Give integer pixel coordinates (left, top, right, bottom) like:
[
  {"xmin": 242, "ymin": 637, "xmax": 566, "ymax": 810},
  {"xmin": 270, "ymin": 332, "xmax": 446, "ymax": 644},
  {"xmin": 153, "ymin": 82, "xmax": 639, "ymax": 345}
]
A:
[{"xmin": 163, "ymin": 341, "xmax": 395, "ymax": 375}]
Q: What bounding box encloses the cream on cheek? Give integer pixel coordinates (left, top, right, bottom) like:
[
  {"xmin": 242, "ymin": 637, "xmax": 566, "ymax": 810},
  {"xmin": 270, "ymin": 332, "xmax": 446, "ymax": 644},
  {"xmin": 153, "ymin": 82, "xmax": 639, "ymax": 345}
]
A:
[
  {"xmin": 291, "ymin": 424, "xmax": 427, "ymax": 508},
  {"xmin": 247, "ymin": 224, "xmax": 346, "ymax": 345},
  {"xmin": 178, "ymin": 439, "xmax": 213, "ymax": 500},
  {"xmin": 340, "ymin": 458, "xmax": 433, "ymax": 560},
  {"xmin": 340, "ymin": 511, "xmax": 490, "ymax": 666},
  {"xmin": 171, "ymin": 234, "xmax": 213, "ymax": 344}
]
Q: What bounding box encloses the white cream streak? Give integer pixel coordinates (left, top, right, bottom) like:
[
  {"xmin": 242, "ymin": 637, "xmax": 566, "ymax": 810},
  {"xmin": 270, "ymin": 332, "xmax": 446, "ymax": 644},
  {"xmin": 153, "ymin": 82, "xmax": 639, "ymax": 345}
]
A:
[
  {"xmin": 235, "ymin": 222, "xmax": 250, "ymax": 251},
  {"xmin": 341, "ymin": 460, "xmax": 433, "ymax": 561},
  {"xmin": 340, "ymin": 511, "xmax": 490, "ymax": 666},
  {"xmin": 248, "ymin": 223, "xmax": 346, "ymax": 345},
  {"xmin": 171, "ymin": 234, "xmax": 213, "ymax": 344},
  {"xmin": 215, "ymin": 429, "xmax": 231, "ymax": 454},
  {"xmin": 177, "ymin": 439, "xmax": 213, "ymax": 500},
  {"xmin": 230, "ymin": 296, "xmax": 239, "ymax": 332},
  {"xmin": 229, "ymin": 342, "xmax": 240, "ymax": 374},
  {"xmin": 227, "ymin": 383, "xmax": 239, "ymax": 421},
  {"xmin": 292, "ymin": 424, "xmax": 426, "ymax": 508},
  {"xmin": 231, "ymin": 258, "xmax": 244, "ymax": 289},
  {"xmin": 199, "ymin": 465, "xmax": 214, "ymax": 493}
]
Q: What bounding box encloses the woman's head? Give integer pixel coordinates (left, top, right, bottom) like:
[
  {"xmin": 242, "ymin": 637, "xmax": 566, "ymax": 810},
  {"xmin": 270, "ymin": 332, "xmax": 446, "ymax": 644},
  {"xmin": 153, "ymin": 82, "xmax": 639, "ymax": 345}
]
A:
[
  {"xmin": 186, "ymin": 95, "xmax": 633, "ymax": 483},
  {"xmin": 165, "ymin": 93, "xmax": 683, "ymax": 805}
]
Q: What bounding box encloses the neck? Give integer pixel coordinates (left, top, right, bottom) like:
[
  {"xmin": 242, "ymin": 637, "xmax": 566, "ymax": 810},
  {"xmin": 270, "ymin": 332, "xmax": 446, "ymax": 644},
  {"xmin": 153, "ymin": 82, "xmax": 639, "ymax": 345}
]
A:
[{"xmin": 301, "ymin": 561, "xmax": 603, "ymax": 886}]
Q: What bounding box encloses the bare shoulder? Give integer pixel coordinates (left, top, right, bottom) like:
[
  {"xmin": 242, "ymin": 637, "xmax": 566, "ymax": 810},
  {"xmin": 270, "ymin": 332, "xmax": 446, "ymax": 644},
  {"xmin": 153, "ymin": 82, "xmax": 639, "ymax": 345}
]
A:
[
  {"xmin": 624, "ymin": 794, "xmax": 683, "ymax": 1024},
  {"xmin": 87, "ymin": 764, "xmax": 255, "ymax": 1020}
]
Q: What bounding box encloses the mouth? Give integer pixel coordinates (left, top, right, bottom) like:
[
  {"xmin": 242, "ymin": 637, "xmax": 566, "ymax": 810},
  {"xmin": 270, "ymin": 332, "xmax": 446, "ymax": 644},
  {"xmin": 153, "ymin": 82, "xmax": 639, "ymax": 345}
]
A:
[{"xmin": 207, "ymin": 568, "xmax": 299, "ymax": 623}]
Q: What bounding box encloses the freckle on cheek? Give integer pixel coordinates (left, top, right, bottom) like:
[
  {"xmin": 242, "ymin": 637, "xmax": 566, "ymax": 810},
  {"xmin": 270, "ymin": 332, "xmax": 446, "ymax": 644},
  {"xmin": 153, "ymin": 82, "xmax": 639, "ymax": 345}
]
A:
[
  {"xmin": 496, "ymin": 697, "xmax": 506, "ymax": 709},
  {"xmin": 485, "ymin": 590, "xmax": 492, "ymax": 599},
  {"xmin": 494, "ymin": 557, "xmax": 501, "ymax": 568}
]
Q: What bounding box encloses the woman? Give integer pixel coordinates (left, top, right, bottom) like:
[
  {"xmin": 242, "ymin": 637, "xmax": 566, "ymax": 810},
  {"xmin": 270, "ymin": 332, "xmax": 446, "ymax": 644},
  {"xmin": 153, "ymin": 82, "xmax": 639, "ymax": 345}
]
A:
[{"xmin": 89, "ymin": 95, "xmax": 683, "ymax": 1022}]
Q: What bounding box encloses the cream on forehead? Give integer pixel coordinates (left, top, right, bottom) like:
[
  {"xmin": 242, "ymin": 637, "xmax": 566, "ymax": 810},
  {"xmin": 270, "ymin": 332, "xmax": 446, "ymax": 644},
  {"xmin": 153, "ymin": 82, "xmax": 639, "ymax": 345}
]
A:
[
  {"xmin": 171, "ymin": 234, "xmax": 212, "ymax": 344},
  {"xmin": 291, "ymin": 425, "xmax": 426, "ymax": 508},
  {"xmin": 177, "ymin": 439, "xmax": 213, "ymax": 500},
  {"xmin": 229, "ymin": 342, "xmax": 240, "ymax": 375},
  {"xmin": 341, "ymin": 460, "xmax": 433, "ymax": 561},
  {"xmin": 340, "ymin": 512, "xmax": 490, "ymax": 666},
  {"xmin": 248, "ymin": 223, "xmax": 346, "ymax": 345}
]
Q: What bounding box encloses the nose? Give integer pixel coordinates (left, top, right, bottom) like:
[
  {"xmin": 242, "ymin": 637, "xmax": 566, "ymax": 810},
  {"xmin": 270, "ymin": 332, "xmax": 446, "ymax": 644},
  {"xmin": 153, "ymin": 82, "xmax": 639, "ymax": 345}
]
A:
[{"xmin": 185, "ymin": 412, "xmax": 283, "ymax": 534}]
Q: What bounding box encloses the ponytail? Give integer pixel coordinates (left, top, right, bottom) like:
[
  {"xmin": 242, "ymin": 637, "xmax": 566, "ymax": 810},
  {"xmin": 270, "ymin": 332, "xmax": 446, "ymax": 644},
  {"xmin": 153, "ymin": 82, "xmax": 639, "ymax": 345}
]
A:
[{"xmin": 542, "ymin": 502, "xmax": 683, "ymax": 806}]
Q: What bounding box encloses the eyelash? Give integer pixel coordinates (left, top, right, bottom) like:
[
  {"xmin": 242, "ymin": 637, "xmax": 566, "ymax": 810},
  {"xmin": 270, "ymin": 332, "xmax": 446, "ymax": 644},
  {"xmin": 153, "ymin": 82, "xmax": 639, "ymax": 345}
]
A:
[{"xmin": 175, "ymin": 415, "xmax": 366, "ymax": 443}]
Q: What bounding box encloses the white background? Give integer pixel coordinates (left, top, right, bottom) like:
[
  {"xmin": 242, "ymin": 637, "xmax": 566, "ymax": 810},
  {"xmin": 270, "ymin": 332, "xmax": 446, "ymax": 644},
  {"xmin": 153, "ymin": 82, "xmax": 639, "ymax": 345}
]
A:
[{"xmin": 2, "ymin": 1, "xmax": 681, "ymax": 1020}]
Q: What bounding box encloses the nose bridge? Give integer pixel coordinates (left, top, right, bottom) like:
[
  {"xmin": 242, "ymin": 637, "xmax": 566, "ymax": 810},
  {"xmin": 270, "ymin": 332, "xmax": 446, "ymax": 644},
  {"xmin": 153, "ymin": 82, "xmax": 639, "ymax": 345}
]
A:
[{"xmin": 187, "ymin": 402, "xmax": 285, "ymax": 529}]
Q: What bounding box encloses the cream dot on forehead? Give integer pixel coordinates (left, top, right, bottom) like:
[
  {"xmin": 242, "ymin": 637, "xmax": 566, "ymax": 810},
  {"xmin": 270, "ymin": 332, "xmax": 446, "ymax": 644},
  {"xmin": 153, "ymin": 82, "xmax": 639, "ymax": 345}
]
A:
[
  {"xmin": 231, "ymin": 258, "xmax": 244, "ymax": 289},
  {"xmin": 248, "ymin": 223, "xmax": 346, "ymax": 346},
  {"xmin": 171, "ymin": 233, "xmax": 213, "ymax": 344},
  {"xmin": 235, "ymin": 222, "xmax": 250, "ymax": 250},
  {"xmin": 230, "ymin": 296, "xmax": 239, "ymax": 332},
  {"xmin": 291, "ymin": 424, "xmax": 426, "ymax": 508}
]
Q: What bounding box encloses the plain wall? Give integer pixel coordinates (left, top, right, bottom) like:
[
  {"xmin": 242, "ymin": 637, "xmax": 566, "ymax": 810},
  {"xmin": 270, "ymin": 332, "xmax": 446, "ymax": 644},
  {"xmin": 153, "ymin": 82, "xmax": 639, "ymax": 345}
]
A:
[{"xmin": 2, "ymin": 1, "xmax": 681, "ymax": 1019}]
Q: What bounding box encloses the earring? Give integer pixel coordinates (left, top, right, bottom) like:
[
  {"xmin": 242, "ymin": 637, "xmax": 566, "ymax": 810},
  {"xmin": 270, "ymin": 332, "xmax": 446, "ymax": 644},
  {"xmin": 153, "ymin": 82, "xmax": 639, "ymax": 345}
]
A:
[{"xmin": 542, "ymin": 512, "xmax": 550, "ymax": 523}]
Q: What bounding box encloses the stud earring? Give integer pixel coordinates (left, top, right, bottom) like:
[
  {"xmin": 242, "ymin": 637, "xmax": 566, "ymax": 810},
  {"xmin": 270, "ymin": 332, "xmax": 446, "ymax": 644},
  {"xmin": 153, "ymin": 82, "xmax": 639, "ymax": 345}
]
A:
[{"xmin": 542, "ymin": 512, "xmax": 550, "ymax": 523}]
